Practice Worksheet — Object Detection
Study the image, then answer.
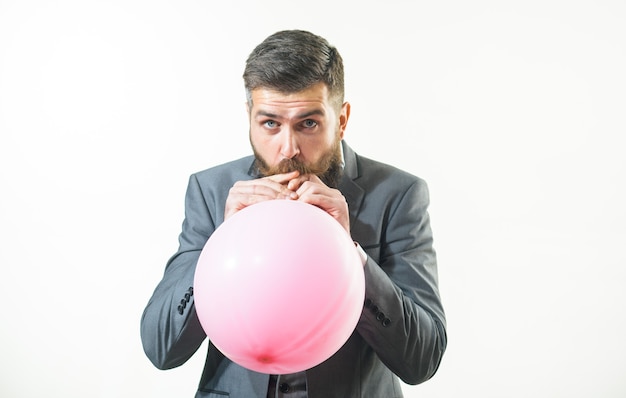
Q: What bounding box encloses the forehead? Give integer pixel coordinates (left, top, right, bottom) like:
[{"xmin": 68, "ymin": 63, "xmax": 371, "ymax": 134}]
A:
[{"xmin": 250, "ymin": 83, "xmax": 332, "ymax": 114}]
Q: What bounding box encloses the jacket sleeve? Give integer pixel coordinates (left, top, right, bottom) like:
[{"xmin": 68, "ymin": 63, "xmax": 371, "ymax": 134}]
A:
[
  {"xmin": 355, "ymin": 178, "xmax": 447, "ymax": 385},
  {"xmin": 140, "ymin": 174, "xmax": 215, "ymax": 370}
]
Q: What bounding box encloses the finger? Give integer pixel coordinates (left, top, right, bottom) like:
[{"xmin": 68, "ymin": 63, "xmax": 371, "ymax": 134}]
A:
[
  {"xmin": 232, "ymin": 179, "xmax": 295, "ymax": 198},
  {"xmin": 287, "ymin": 173, "xmax": 319, "ymax": 191},
  {"xmin": 225, "ymin": 194, "xmax": 277, "ymax": 220},
  {"xmin": 266, "ymin": 170, "xmax": 300, "ymax": 184},
  {"xmin": 294, "ymin": 179, "xmax": 326, "ymax": 197},
  {"xmin": 225, "ymin": 186, "xmax": 297, "ymax": 219}
]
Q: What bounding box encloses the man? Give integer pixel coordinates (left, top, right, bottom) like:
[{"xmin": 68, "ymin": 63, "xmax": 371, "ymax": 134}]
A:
[{"xmin": 141, "ymin": 29, "xmax": 446, "ymax": 398}]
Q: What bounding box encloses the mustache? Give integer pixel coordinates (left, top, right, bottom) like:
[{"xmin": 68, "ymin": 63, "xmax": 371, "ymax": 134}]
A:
[
  {"xmin": 269, "ymin": 157, "xmax": 329, "ymax": 176},
  {"xmin": 251, "ymin": 135, "xmax": 344, "ymax": 188},
  {"xmin": 256, "ymin": 153, "xmax": 343, "ymax": 189}
]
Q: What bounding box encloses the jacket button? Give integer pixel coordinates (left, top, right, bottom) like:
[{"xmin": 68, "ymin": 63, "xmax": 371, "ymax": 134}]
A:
[
  {"xmin": 376, "ymin": 311, "xmax": 385, "ymax": 321},
  {"xmin": 177, "ymin": 305, "xmax": 184, "ymax": 315},
  {"xmin": 279, "ymin": 383, "xmax": 291, "ymax": 393},
  {"xmin": 382, "ymin": 317, "xmax": 391, "ymax": 327}
]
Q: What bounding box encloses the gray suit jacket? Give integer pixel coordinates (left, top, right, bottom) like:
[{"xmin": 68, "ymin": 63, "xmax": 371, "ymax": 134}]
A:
[{"xmin": 141, "ymin": 141, "xmax": 447, "ymax": 397}]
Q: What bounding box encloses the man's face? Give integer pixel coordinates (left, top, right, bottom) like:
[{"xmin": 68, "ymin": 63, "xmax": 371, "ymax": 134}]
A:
[{"xmin": 247, "ymin": 82, "xmax": 350, "ymax": 186}]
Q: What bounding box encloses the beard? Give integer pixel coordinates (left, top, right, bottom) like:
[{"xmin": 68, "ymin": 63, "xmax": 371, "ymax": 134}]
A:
[{"xmin": 252, "ymin": 134, "xmax": 344, "ymax": 189}]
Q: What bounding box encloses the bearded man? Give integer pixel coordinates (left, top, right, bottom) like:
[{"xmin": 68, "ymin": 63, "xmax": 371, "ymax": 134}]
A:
[{"xmin": 141, "ymin": 29, "xmax": 447, "ymax": 398}]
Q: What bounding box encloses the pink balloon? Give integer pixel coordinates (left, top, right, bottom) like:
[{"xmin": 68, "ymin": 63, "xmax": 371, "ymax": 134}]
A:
[{"xmin": 193, "ymin": 200, "xmax": 365, "ymax": 374}]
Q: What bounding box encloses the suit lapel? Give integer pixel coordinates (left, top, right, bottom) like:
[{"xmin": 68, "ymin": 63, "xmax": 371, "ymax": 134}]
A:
[{"xmin": 339, "ymin": 141, "xmax": 364, "ymax": 225}]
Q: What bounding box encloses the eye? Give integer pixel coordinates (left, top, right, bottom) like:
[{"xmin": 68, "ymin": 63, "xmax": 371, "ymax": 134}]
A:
[
  {"xmin": 263, "ymin": 120, "xmax": 278, "ymax": 129},
  {"xmin": 301, "ymin": 119, "xmax": 317, "ymax": 128}
]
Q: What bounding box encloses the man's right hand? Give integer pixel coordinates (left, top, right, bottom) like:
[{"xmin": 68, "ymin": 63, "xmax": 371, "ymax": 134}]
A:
[{"xmin": 224, "ymin": 171, "xmax": 300, "ymax": 220}]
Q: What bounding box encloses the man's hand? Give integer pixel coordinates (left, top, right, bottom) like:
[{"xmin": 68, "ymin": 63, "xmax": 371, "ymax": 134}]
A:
[
  {"xmin": 224, "ymin": 171, "xmax": 299, "ymax": 220},
  {"xmin": 287, "ymin": 174, "xmax": 350, "ymax": 234}
]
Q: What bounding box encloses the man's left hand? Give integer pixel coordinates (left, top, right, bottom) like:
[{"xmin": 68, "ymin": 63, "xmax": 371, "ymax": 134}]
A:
[{"xmin": 287, "ymin": 174, "xmax": 350, "ymax": 234}]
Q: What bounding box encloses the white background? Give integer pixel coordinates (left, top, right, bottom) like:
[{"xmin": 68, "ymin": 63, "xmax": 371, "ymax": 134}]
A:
[{"xmin": 1, "ymin": 1, "xmax": 625, "ymax": 397}]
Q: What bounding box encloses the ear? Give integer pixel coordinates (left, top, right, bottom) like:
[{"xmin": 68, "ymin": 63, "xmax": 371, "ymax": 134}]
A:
[{"xmin": 338, "ymin": 101, "xmax": 351, "ymax": 139}]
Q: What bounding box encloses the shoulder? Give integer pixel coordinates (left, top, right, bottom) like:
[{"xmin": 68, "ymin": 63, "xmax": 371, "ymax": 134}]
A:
[
  {"xmin": 191, "ymin": 155, "xmax": 255, "ymax": 185},
  {"xmin": 355, "ymin": 153, "xmax": 428, "ymax": 191},
  {"xmin": 343, "ymin": 141, "xmax": 427, "ymax": 189}
]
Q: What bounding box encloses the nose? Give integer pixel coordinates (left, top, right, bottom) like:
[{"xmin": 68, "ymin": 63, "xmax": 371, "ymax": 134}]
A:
[{"xmin": 280, "ymin": 129, "xmax": 300, "ymax": 159}]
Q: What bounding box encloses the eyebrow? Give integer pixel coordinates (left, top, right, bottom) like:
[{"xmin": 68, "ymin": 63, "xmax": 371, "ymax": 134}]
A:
[
  {"xmin": 296, "ymin": 109, "xmax": 325, "ymax": 119},
  {"xmin": 254, "ymin": 109, "xmax": 325, "ymax": 120}
]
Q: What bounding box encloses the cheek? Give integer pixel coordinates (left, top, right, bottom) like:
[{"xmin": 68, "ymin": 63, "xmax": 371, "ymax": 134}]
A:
[
  {"xmin": 250, "ymin": 131, "xmax": 281, "ymax": 162},
  {"xmin": 300, "ymin": 135, "xmax": 334, "ymax": 159},
  {"xmin": 250, "ymin": 127, "xmax": 272, "ymax": 147}
]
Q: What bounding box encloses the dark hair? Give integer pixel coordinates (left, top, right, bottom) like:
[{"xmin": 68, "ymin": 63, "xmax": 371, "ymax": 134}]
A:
[{"xmin": 243, "ymin": 30, "xmax": 344, "ymax": 107}]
